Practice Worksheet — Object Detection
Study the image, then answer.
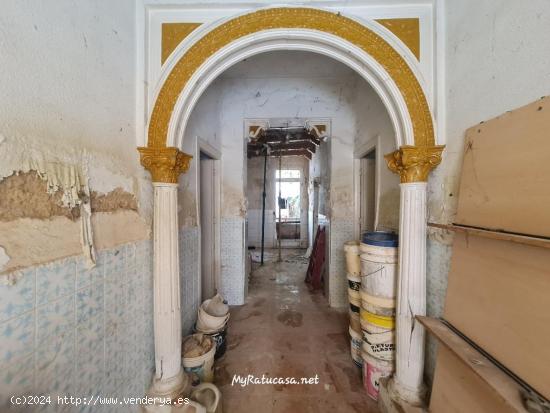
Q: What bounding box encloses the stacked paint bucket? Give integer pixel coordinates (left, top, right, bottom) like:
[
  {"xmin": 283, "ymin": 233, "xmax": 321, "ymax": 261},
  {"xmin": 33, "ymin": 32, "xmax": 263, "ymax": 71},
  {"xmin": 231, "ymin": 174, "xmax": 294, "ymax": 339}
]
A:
[
  {"xmin": 344, "ymin": 241, "xmax": 362, "ymax": 368},
  {"xmin": 359, "ymin": 231, "xmax": 398, "ymax": 401}
]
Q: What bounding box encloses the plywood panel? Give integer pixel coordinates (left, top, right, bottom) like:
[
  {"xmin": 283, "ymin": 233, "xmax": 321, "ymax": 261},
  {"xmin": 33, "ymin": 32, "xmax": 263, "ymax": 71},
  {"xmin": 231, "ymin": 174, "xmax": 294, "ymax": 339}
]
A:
[
  {"xmin": 455, "ymin": 97, "xmax": 550, "ymax": 237},
  {"xmin": 430, "ymin": 347, "xmax": 520, "ymax": 413},
  {"xmin": 444, "ymin": 232, "xmax": 550, "ymax": 399}
]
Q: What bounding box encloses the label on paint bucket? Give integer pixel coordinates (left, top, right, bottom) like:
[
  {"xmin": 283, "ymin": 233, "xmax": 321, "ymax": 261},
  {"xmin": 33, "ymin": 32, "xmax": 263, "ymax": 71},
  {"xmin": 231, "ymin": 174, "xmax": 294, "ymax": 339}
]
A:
[
  {"xmin": 362, "ymin": 352, "xmax": 394, "ymax": 401},
  {"xmin": 362, "ymin": 330, "xmax": 395, "ymax": 360}
]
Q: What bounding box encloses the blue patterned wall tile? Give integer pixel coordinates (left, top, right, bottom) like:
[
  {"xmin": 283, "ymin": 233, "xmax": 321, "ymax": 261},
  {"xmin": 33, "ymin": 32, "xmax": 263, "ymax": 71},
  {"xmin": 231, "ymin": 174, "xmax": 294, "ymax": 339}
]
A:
[
  {"xmin": 75, "ymin": 324, "xmax": 104, "ymax": 398},
  {"xmin": 0, "ymin": 268, "xmax": 35, "ymax": 323},
  {"xmin": 35, "ymin": 330, "xmax": 75, "ymax": 399},
  {"xmin": 104, "ymin": 249, "xmax": 125, "ymax": 285},
  {"xmin": 0, "ymin": 354, "xmax": 34, "ymax": 408},
  {"xmin": 36, "ymin": 258, "xmax": 76, "ymax": 306},
  {"xmin": 76, "ymin": 254, "xmax": 104, "ymax": 290},
  {"xmin": 36, "ymin": 296, "xmax": 75, "ymax": 345},
  {"xmin": 77, "ymin": 283, "xmax": 104, "ymax": 326},
  {"xmin": 0, "ymin": 312, "xmax": 34, "ymax": 364}
]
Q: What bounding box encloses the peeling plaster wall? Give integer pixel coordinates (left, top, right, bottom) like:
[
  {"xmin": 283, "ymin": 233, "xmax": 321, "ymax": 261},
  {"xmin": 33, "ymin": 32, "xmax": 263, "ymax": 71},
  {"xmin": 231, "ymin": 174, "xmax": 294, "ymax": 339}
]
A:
[
  {"xmin": 0, "ymin": 0, "xmax": 151, "ymax": 275},
  {"xmin": 423, "ymin": 0, "xmax": 550, "ymax": 385},
  {"xmin": 0, "ymin": 0, "xmax": 156, "ymax": 406}
]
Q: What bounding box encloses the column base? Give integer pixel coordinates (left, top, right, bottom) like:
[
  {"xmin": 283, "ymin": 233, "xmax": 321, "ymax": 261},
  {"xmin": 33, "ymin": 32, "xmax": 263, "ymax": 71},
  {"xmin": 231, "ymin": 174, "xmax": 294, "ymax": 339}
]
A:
[
  {"xmin": 147, "ymin": 369, "xmax": 191, "ymax": 404},
  {"xmin": 378, "ymin": 377, "xmax": 427, "ymax": 413}
]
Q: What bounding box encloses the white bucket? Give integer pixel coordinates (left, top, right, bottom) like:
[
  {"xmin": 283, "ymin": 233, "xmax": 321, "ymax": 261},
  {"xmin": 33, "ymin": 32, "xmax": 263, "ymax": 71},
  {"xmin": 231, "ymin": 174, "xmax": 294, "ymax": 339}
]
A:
[
  {"xmin": 182, "ymin": 335, "xmax": 216, "ymax": 383},
  {"xmin": 360, "ymin": 290, "xmax": 395, "ymax": 317},
  {"xmin": 197, "ymin": 304, "xmax": 230, "ymax": 332},
  {"xmin": 344, "ymin": 241, "xmax": 361, "ymax": 276},
  {"xmin": 348, "ymin": 287, "xmax": 360, "ymax": 300},
  {"xmin": 349, "ymin": 295, "xmax": 361, "ymax": 314},
  {"xmin": 349, "ymin": 326, "xmax": 363, "ymax": 367},
  {"xmin": 362, "ymin": 351, "xmax": 394, "ymax": 401},
  {"xmin": 360, "ymin": 242, "xmax": 398, "ymax": 299},
  {"xmin": 347, "ymin": 273, "xmax": 361, "ymax": 293},
  {"xmin": 360, "ymin": 309, "xmax": 395, "ymax": 361},
  {"xmin": 349, "ymin": 310, "xmax": 361, "ymax": 334},
  {"xmin": 362, "ymin": 330, "xmax": 395, "ymax": 361}
]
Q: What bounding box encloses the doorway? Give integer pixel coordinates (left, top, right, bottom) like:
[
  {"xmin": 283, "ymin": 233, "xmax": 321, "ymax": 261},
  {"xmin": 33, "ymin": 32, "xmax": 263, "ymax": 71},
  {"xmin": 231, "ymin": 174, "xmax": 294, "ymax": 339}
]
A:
[
  {"xmin": 360, "ymin": 150, "xmax": 377, "ymax": 234},
  {"xmin": 199, "ymin": 150, "xmax": 220, "ymax": 301}
]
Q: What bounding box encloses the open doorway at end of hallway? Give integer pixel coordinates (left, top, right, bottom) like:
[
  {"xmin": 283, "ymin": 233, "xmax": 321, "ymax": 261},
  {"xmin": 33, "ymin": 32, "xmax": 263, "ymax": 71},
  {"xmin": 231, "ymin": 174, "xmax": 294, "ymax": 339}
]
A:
[{"xmin": 199, "ymin": 150, "xmax": 221, "ymax": 301}]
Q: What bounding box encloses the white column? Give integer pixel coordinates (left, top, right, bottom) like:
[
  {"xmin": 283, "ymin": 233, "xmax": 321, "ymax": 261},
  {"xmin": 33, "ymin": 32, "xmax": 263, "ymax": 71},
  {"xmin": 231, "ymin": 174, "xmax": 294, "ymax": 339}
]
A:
[
  {"xmin": 149, "ymin": 182, "xmax": 187, "ymax": 398},
  {"xmin": 392, "ymin": 182, "xmax": 428, "ymax": 405}
]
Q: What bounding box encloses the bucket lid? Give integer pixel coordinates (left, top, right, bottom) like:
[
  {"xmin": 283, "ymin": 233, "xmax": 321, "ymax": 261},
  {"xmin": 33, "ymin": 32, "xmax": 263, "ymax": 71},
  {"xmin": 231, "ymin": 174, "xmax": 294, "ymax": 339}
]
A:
[{"xmin": 361, "ymin": 231, "xmax": 398, "ymax": 247}]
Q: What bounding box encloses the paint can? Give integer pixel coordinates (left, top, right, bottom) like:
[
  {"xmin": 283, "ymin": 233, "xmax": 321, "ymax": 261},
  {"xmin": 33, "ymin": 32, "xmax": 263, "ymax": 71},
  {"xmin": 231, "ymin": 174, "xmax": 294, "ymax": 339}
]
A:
[
  {"xmin": 362, "ymin": 350, "xmax": 394, "ymax": 401},
  {"xmin": 349, "ymin": 310, "xmax": 361, "ymax": 334},
  {"xmin": 360, "ymin": 232, "xmax": 398, "ymax": 299},
  {"xmin": 347, "ymin": 273, "xmax": 361, "ymax": 293},
  {"xmin": 360, "ymin": 290, "xmax": 395, "ymax": 317},
  {"xmin": 360, "ymin": 309, "xmax": 395, "ymax": 361},
  {"xmin": 194, "ymin": 323, "xmax": 228, "ymax": 360},
  {"xmin": 349, "ymin": 326, "xmax": 363, "ymax": 368},
  {"xmin": 182, "ymin": 334, "xmax": 216, "ymax": 384},
  {"xmin": 344, "ymin": 240, "xmax": 361, "ymax": 276},
  {"xmin": 349, "ymin": 295, "xmax": 361, "ymax": 314}
]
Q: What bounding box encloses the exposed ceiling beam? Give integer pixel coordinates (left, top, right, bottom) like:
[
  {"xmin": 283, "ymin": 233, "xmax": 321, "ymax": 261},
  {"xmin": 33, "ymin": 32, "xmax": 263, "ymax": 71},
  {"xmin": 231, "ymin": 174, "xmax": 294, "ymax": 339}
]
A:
[
  {"xmin": 248, "ymin": 148, "xmax": 312, "ymax": 160},
  {"xmin": 248, "ymin": 141, "xmax": 317, "ymax": 153}
]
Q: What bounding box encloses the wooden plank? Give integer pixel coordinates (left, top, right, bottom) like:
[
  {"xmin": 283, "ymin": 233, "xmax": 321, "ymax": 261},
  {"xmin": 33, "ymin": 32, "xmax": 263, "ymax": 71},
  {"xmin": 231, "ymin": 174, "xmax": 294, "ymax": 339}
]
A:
[
  {"xmin": 430, "ymin": 346, "xmax": 524, "ymax": 413},
  {"xmin": 443, "ymin": 232, "xmax": 550, "ymax": 399},
  {"xmin": 419, "ymin": 316, "xmax": 529, "ymax": 413},
  {"xmin": 427, "ymin": 222, "xmax": 550, "ymax": 250},
  {"xmin": 455, "ymin": 96, "xmax": 550, "ymax": 238}
]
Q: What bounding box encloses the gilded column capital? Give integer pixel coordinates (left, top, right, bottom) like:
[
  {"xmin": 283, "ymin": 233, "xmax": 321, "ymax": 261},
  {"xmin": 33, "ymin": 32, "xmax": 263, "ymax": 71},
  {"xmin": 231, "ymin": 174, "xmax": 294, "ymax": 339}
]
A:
[
  {"xmin": 384, "ymin": 145, "xmax": 445, "ymax": 183},
  {"xmin": 137, "ymin": 147, "xmax": 192, "ymax": 183}
]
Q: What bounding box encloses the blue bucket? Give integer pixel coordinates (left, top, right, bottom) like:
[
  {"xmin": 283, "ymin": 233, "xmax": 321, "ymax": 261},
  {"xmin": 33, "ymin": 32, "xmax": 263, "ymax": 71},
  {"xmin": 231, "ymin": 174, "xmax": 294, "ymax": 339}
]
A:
[{"xmin": 361, "ymin": 231, "xmax": 398, "ymax": 248}]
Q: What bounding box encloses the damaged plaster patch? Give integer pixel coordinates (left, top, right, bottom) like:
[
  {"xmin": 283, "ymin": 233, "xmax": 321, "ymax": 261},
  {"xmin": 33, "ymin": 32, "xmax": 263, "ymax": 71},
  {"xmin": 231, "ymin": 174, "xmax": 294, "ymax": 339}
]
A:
[
  {"xmin": 91, "ymin": 188, "xmax": 138, "ymax": 213},
  {"xmin": 0, "ymin": 247, "xmax": 9, "ymax": 272},
  {"xmin": 0, "ymin": 171, "xmax": 80, "ymax": 221}
]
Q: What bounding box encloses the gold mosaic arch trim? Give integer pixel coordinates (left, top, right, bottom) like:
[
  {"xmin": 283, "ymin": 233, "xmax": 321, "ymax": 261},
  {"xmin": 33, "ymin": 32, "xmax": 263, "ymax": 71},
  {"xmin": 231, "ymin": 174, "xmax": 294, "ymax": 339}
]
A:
[{"xmin": 147, "ymin": 7, "xmax": 435, "ymax": 149}]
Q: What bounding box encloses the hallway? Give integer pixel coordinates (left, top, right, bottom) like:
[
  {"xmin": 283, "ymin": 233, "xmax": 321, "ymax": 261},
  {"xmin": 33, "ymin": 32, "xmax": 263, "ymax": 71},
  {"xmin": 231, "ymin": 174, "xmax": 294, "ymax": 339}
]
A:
[{"xmin": 215, "ymin": 250, "xmax": 379, "ymax": 413}]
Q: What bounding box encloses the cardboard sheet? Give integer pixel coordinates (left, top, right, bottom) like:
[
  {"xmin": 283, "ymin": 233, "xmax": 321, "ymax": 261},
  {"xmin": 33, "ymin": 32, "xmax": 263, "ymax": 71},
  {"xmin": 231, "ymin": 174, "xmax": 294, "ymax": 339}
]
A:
[
  {"xmin": 444, "ymin": 232, "xmax": 550, "ymax": 399},
  {"xmin": 455, "ymin": 97, "xmax": 550, "ymax": 238}
]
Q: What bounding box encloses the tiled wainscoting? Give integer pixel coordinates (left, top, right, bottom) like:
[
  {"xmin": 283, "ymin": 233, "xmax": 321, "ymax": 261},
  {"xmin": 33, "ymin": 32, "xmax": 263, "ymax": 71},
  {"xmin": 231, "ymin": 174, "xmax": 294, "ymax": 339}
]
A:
[
  {"xmin": 247, "ymin": 209, "xmax": 276, "ymax": 248},
  {"xmin": 220, "ymin": 218, "xmax": 246, "ymax": 305},
  {"xmin": 0, "ymin": 240, "xmax": 155, "ymax": 412},
  {"xmin": 328, "ymin": 219, "xmax": 355, "ymax": 308},
  {"xmin": 179, "ymin": 226, "xmax": 200, "ymax": 335}
]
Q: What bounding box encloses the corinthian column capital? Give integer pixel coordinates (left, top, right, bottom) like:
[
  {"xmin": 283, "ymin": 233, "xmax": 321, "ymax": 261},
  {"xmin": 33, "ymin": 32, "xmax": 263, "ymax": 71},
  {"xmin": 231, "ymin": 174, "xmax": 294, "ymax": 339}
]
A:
[
  {"xmin": 384, "ymin": 145, "xmax": 445, "ymax": 183},
  {"xmin": 138, "ymin": 146, "xmax": 192, "ymax": 183}
]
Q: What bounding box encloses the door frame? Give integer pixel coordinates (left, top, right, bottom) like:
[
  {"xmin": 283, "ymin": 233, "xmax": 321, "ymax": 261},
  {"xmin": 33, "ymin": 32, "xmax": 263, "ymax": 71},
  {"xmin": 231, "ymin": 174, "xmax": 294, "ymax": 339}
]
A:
[
  {"xmin": 196, "ymin": 138, "xmax": 221, "ymax": 298},
  {"xmin": 353, "ymin": 134, "xmax": 382, "ymax": 241}
]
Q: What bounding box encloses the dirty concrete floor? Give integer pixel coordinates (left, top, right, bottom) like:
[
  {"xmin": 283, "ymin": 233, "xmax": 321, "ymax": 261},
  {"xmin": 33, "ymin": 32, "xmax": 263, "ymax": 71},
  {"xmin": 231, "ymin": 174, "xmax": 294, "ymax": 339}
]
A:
[{"xmin": 214, "ymin": 249, "xmax": 380, "ymax": 413}]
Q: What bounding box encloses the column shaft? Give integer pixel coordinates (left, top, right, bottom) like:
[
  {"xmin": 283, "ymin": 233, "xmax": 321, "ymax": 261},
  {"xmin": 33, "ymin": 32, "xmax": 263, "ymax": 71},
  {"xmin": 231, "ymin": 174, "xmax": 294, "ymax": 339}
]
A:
[{"xmin": 393, "ymin": 182, "xmax": 427, "ymax": 404}]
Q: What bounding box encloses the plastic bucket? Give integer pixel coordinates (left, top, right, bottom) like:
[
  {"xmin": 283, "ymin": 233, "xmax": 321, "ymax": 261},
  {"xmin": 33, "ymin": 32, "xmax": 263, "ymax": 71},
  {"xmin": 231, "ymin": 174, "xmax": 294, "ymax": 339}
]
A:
[
  {"xmin": 194, "ymin": 324, "xmax": 228, "ymax": 360},
  {"xmin": 197, "ymin": 305, "xmax": 230, "ymax": 332},
  {"xmin": 347, "ymin": 273, "xmax": 361, "ymax": 293},
  {"xmin": 362, "ymin": 351, "xmax": 394, "ymax": 401},
  {"xmin": 360, "ymin": 309, "xmax": 395, "ymax": 330},
  {"xmin": 349, "ymin": 295, "xmax": 361, "ymax": 314},
  {"xmin": 344, "ymin": 241, "xmax": 361, "ymax": 276},
  {"xmin": 182, "ymin": 335, "xmax": 216, "ymax": 384},
  {"xmin": 360, "ymin": 232, "xmax": 398, "ymax": 299},
  {"xmin": 360, "ymin": 309, "xmax": 395, "ymax": 361},
  {"xmin": 349, "ymin": 326, "xmax": 363, "ymax": 367},
  {"xmin": 348, "ymin": 287, "xmax": 360, "ymax": 300},
  {"xmin": 349, "ymin": 310, "xmax": 361, "ymax": 334},
  {"xmin": 360, "ymin": 290, "xmax": 395, "ymax": 317}
]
